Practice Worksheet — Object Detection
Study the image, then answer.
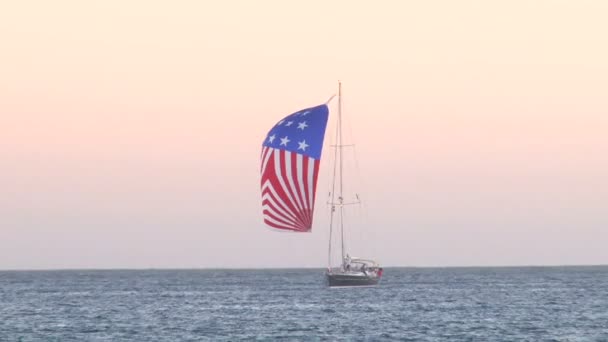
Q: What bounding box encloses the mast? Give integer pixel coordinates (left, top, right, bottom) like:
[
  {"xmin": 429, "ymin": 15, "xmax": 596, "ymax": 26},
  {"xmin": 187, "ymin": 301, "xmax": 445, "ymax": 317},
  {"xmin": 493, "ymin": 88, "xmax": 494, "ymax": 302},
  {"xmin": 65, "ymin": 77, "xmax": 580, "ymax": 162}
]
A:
[
  {"xmin": 327, "ymin": 81, "xmax": 346, "ymax": 270},
  {"xmin": 327, "ymin": 83, "xmax": 339, "ymax": 270},
  {"xmin": 338, "ymin": 81, "xmax": 345, "ymax": 266}
]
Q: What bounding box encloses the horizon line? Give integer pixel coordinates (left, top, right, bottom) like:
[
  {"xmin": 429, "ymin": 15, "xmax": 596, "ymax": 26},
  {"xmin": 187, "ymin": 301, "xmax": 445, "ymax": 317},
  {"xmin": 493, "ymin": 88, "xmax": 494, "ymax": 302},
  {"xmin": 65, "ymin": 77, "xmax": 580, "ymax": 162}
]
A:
[{"xmin": 2, "ymin": 263, "xmax": 607, "ymax": 272}]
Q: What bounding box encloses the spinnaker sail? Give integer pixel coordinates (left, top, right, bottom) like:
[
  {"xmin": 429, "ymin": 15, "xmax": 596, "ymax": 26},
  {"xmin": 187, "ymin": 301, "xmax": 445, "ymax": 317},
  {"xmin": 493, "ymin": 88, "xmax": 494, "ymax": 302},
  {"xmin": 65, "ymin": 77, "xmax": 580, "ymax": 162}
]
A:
[{"xmin": 260, "ymin": 104, "xmax": 329, "ymax": 232}]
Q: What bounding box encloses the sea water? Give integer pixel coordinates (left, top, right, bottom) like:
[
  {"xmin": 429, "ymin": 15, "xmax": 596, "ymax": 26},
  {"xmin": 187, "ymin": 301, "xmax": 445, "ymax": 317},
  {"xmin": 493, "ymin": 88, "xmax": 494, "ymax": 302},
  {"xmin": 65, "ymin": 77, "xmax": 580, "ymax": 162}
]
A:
[{"xmin": 1, "ymin": 267, "xmax": 607, "ymax": 341}]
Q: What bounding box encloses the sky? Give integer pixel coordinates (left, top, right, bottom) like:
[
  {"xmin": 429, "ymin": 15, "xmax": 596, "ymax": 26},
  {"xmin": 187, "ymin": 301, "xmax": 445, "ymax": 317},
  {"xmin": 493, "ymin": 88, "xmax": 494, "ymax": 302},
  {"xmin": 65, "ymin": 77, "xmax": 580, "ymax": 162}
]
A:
[{"xmin": 1, "ymin": 0, "xmax": 607, "ymax": 270}]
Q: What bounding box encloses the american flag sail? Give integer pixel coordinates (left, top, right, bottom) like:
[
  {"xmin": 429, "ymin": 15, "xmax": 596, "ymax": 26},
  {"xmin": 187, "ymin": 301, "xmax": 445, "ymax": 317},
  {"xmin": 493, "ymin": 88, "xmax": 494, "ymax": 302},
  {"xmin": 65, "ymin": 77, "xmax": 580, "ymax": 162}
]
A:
[{"xmin": 261, "ymin": 104, "xmax": 329, "ymax": 232}]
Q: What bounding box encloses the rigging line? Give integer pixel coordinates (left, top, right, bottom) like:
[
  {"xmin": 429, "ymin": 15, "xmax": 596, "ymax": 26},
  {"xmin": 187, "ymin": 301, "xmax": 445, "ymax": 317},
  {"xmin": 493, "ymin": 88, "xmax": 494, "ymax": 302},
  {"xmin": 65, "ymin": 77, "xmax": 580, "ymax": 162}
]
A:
[
  {"xmin": 352, "ymin": 146, "xmax": 373, "ymax": 259},
  {"xmin": 353, "ymin": 147, "xmax": 377, "ymax": 261},
  {"xmin": 338, "ymin": 81, "xmax": 346, "ymax": 266},
  {"xmin": 327, "ymin": 87, "xmax": 341, "ymax": 269},
  {"xmin": 326, "ymin": 198, "xmax": 335, "ymax": 270},
  {"xmin": 345, "ymin": 94, "xmax": 364, "ymax": 206},
  {"xmin": 341, "ymin": 89, "xmax": 370, "ymax": 258},
  {"xmin": 353, "ymin": 145, "xmax": 370, "ymax": 230},
  {"xmin": 324, "ymin": 92, "xmax": 338, "ymax": 268},
  {"xmin": 327, "ymin": 201, "xmax": 361, "ymax": 206},
  {"xmin": 324, "ymin": 105, "xmax": 335, "ymax": 205},
  {"xmin": 345, "ymin": 95, "xmax": 370, "ymax": 231}
]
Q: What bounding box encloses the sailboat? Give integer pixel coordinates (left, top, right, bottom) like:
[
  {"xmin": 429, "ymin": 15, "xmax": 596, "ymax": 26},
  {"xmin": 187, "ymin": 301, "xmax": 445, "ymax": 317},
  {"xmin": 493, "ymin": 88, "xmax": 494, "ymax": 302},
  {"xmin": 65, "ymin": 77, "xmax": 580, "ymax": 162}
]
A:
[{"xmin": 260, "ymin": 82, "xmax": 383, "ymax": 287}]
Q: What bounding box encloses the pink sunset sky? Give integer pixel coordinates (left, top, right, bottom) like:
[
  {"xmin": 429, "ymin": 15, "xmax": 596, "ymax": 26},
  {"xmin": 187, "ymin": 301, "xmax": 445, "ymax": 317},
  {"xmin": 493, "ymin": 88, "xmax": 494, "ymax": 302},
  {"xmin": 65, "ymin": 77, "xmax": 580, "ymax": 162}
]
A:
[{"xmin": 1, "ymin": 1, "xmax": 607, "ymax": 269}]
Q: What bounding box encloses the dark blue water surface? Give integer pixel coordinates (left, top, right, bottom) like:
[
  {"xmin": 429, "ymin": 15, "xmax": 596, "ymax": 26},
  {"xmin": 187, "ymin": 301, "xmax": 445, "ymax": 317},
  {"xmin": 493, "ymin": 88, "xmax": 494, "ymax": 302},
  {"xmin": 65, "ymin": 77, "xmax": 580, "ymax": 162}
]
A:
[{"xmin": 1, "ymin": 267, "xmax": 607, "ymax": 341}]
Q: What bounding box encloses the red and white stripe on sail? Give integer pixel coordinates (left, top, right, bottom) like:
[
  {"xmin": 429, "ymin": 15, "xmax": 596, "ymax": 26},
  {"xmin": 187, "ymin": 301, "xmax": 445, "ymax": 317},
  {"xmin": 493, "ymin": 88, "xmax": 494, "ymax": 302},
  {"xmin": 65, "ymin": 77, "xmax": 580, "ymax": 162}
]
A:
[{"xmin": 260, "ymin": 146, "xmax": 320, "ymax": 232}]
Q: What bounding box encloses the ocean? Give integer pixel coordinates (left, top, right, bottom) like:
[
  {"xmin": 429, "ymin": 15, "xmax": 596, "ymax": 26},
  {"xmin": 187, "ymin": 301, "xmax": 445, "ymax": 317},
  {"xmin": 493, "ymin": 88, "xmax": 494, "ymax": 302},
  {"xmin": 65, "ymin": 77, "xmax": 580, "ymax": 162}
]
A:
[{"xmin": 1, "ymin": 267, "xmax": 607, "ymax": 341}]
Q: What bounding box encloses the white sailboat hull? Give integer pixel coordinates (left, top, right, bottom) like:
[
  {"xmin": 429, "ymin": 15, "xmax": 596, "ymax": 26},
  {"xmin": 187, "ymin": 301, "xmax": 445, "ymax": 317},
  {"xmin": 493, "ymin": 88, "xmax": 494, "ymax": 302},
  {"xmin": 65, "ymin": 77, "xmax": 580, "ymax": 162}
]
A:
[{"xmin": 326, "ymin": 271, "xmax": 381, "ymax": 287}]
